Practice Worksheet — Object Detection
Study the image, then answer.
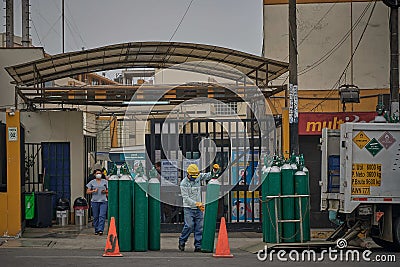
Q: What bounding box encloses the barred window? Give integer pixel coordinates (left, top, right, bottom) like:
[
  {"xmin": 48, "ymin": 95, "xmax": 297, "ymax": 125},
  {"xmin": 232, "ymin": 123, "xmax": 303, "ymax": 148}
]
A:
[{"xmin": 214, "ymin": 102, "xmax": 237, "ymax": 115}]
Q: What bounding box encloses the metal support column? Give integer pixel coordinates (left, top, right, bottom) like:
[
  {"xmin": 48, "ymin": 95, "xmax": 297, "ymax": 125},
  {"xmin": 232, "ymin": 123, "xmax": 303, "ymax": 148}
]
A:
[
  {"xmin": 6, "ymin": 110, "xmax": 22, "ymax": 236},
  {"xmin": 5, "ymin": 0, "xmax": 14, "ymax": 47},
  {"xmin": 22, "ymin": 0, "xmax": 30, "ymax": 47}
]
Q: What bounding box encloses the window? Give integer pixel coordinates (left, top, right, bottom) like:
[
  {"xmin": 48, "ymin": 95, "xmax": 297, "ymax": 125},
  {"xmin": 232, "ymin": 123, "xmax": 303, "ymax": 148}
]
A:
[{"xmin": 214, "ymin": 102, "xmax": 237, "ymax": 115}]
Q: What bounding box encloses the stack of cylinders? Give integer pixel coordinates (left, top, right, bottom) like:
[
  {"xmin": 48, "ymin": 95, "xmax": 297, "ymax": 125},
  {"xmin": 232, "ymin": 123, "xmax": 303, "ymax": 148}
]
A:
[
  {"xmin": 281, "ymin": 164, "xmax": 295, "ymax": 243},
  {"xmin": 261, "ymin": 167, "xmax": 270, "ymax": 243},
  {"xmin": 134, "ymin": 176, "xmax": 148, "ymax": 251},
  {"xmin": 295, "ymin": 167, "xmax": 310, "ymax": 242},
  {"xmin": 201, "ymin": 179, "xmax": 220, "ymax": 253},
  {"xmin": 108, "ymin": 175, "xmax": 119, "ymax": 234},
  {"xmin": 266, "ymin": 166, "xmax": 282, "ymax": 243},
  {"xmin": 118, "ymin": 175, "xmax": 133, "ymax": 252},
  {"xmin": 148, "ymin": 177, "xmax": 161, "ymax": 251}
]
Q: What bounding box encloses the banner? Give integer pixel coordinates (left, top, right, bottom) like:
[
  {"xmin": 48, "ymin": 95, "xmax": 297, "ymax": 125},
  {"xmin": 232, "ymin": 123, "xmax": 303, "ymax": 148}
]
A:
[
  {"xmin": 231, "ymin": 191, "xmax": 260, "ymax": 222},
  {"xmin": 161, "ymin": 160, "xmax": 178, "ymax": 186},
  {"xmin": 298, "ymin": 112, "xmax": 376, "ymax": 135}
]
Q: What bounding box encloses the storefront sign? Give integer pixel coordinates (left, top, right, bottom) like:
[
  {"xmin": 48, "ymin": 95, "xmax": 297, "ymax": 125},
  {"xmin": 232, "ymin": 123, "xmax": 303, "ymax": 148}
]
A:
[{"xmin": 298, "ymin": 112, "xmax": 376, "ymax": 135}]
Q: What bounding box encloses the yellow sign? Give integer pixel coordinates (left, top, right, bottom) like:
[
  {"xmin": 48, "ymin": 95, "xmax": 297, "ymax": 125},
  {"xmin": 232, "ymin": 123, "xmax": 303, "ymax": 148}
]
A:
[
  {"xmin": 351, "ymin": 187, "xmax": 370, "ymax": 195},
  {"xmin": 352, "ymin": 163, "xmax": 381, "ymax": 179},
  {"xmin": 351, "ymin": 163, "xmax": 382, "ymax": 195},
  {"xmin": 353, "ymin": 131, "xmax": 370, "ymax": 149},
  {"xmin": 352, "ymin": 178, "xmax": 381, "ymax": 187}
]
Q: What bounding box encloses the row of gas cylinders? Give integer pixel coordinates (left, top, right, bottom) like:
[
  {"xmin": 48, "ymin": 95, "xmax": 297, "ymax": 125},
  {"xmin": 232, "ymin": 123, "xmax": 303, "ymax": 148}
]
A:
[
  {"xmin": 107, "ymin": 173, "xmax": 160, "ymax": 252},
  {"xmin": 108, "ymin": 171, "xmax": 223, "ymax": 252},
  {"xmin": 261, "ymin": 163, "xmax": 310, "ymax": 243}
]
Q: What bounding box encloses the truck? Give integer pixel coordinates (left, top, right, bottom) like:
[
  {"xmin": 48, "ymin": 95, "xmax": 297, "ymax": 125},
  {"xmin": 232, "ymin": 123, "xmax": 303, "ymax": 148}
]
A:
[{"xmin": 320, "ymin": 122, "xmax": 400, "ymax": 250}]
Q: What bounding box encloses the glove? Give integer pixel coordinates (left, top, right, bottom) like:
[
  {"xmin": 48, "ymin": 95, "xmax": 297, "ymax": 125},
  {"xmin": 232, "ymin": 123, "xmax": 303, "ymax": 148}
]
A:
[
  {"xmin": 211, "ymin": 164, "xmax": 220, "ymax": 179},
  {"xmin": 195, "ymin": 202, "xmax": 205, "ymax": 212}
]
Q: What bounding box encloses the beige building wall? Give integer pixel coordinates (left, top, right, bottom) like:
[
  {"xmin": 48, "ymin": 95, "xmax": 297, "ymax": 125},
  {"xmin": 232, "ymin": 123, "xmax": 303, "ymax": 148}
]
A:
[
  {"xmin": 0, "ymin": 48, "xmax": 45, "ymax": 121},
  {"xmin": 264, "ymin": 1, "xmax": 390, "ymax": 91},
  {"xmin": 21, "ymin": 111, "xmax": 85, "ymax": 208}
]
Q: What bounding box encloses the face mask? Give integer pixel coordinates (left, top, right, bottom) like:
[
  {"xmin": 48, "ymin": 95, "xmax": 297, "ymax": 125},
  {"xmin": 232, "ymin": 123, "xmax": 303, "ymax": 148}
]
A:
[
  {"xmin": 95, "ymin": 174, "xmax": 102, "ymax": 179},
  {"xmin": 189, "ymin": 176, "xmax": 196, "ymax": 181}
]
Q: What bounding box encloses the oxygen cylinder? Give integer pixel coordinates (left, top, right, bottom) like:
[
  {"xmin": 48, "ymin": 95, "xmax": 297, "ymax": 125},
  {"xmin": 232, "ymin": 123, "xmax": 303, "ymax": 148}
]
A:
[
  {"xmin": 261, "ymin": 166, "xmax": 270, "ymax": 243},
  {"xmin": 148, "ymin": 174, "xmax": 161, "ymax": 251},
  {"xmin": 267, "ymin": 165, "xmax": 281, "ymax": 243},
  {"xmin": 134, "ymin": 175, "xmax": 148, "ymax": 251},
  {"xmin": 201, "ymin": 178, "xmax": 220, "ymax": 252},
  {"xmin": 118, "ymin": 174, "xmax": 133, "ymax": 252},
  {"xmin": 108, "ymin": 175, "xmax": 119, "ymax": 234},
  {"xmin": 295, "ymin": 169, "xmax": 310, "ymax": 242},
  {"xmin": 281, "ymin": 163, "xmax": 295, "ymax": 243}
]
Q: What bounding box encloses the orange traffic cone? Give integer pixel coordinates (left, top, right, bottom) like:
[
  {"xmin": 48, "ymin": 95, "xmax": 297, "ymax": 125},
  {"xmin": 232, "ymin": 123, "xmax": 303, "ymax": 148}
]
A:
[
  {"xmin": 213, "ymin": 217, "xmax": 233, "ymax": 258},
  {"xmin": 102, "ymin": 217, "xmax": 123, "ymax": 257}
]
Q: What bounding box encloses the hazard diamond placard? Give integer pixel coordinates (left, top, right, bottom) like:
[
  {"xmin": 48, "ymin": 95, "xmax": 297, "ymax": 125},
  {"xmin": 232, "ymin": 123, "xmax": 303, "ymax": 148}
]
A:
[
  {"xmin": 353, "ymin": 131, "xmax": 370, "ymax": 149},
  {"xmin": 378, "ymin": 131, "xmax": 396, "ymax": 149},
  {"xmin": 365, "ymin": 138, "xmax": 383, "ymax": 157}
]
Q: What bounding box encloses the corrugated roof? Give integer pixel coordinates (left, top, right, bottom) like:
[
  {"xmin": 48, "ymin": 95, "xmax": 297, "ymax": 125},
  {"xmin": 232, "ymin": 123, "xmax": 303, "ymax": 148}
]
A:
[{"xmin": 6, "ymin": 41, "xmax": 288, "ymax": 86}]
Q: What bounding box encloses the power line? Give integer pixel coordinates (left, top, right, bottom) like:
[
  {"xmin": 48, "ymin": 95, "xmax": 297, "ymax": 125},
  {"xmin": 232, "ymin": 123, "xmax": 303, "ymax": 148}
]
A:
[
  {"xmin": 65, "ymin": 20, "xmax": 81, "ymax": 50},
  {"xmin": 31, "ymin": 18, "xmax": 44, "ymax": 47},
  {"xmin": 297, "ymin": 3, "xmax": 337, "ymax": 49},
  {"xmin": 41, "ymin": 16, "xmax": 62, "ymax": 42},
  {"xmin": 169, "ymin": 0, "xmax": 194, "ymax": 41},
  {"xmin": 278, "ymin": 0, "xmax": 372, "ymax": 87},
  {"xmin": 298, "ymin": 1, "xmax": 372, "ymax": 76},
  {"xmin": 310, "ymin": 0, "xmax": 377, "ymax": 112},
  {"xmin": 64, "ymin": 1, "xmax": 88, "ymax": 48},
  {"xmin": 278, "ymin": 2, "xmax": 337, "ymax": 63}
]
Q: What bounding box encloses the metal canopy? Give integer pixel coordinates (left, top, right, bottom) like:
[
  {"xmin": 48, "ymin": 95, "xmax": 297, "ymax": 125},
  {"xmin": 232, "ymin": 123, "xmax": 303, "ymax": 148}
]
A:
[
  {"xmin": 6, "ymin": 41, "xmax": 288, "ymax": 86},
  {"xmin": 16, "ymin": 83, "xmax": 286, "ymax": 108}
]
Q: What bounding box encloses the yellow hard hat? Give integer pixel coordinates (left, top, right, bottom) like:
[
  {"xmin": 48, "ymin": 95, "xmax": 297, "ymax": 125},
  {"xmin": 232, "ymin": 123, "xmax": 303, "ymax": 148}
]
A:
[
  {"xmin": 187, "ymin": 164, "xmax": 200, "ymax": 178},
  {"xmin": 213, "ymin": 164, "xmax": 220, "ymax": 169}
]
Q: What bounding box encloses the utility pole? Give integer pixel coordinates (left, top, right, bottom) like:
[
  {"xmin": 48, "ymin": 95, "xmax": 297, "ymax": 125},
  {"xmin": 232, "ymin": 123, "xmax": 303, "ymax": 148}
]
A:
[
  {"xmin": 62, "ymin": 0, "xmax": 65, "ymax": 53},
  {"xmin": 390, "ymin": 7, "xmax": 399, "ymax": 119},
  {"xmin": 383, "ymin": 0, "xmax": 400, "ymax": 119},
  {"xmin": 289, "ymin": 0, "xmax": 299, "ymax": 154}
]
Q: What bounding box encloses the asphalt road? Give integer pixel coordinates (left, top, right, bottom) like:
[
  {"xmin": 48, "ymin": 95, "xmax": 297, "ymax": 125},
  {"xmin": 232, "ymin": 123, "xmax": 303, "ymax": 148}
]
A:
[{"xmin": 0, "ymin": 248, "xmax": 398, "ymax": 267}]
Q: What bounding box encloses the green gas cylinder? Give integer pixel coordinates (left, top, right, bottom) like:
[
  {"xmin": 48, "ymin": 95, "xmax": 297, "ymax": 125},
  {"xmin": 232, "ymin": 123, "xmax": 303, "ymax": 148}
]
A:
[
  {"xmin": 108, "ymin": 175, "xmax": 119, "ymax": 234},
  {"xmin": 261, "ymin": 166, "xmax": 270, "ymax": 243},
  {"xmin": 281, "ymin": 163, "xmax": 295, "ymax": 243},
  {"xmin": 134, "ymin": 175, "xmax": 149, "ymax": 251},
  {"xmin": 295, "ymin": 169, "xmax": 310, "ymax": 242},
  {"xmin": 201, "ymin": 178, "xmax": 220, "ymax": 252},
  {"xmin": 118, "ymin": 174, "xmax": 133, "ymax": 252},
  {"xmin": 266, "ymin": 165, "xmax": 281, "ymax": 243},
  {"xmin": 148, "ymin": 167, "xmax": 161, "ymax": 251}
]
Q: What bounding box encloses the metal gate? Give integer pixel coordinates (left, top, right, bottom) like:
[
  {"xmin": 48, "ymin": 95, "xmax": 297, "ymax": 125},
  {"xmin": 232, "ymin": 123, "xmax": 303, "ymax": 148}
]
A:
[
  {"xmin": 24, "ymin": 143, "xmax": 43, "ymax": 192},
  {"xmin": 146, "ymin": 117, "xmax": 274, "ymax": 231},
  {"xmin": 84, "ymin": 135, "xmax": 97, "ymax": 218}
]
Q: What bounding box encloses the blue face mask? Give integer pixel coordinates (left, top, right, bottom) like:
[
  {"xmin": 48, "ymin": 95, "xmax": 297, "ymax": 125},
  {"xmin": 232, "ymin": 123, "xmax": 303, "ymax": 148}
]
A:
[{"xmin": 189, "ymin": 176, "xmax": 197, "ymax": 181}]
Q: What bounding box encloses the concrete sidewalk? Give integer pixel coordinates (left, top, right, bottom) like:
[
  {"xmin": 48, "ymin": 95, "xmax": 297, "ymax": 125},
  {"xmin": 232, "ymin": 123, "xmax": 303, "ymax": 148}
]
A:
[
  {"xmin": 0, "ymin": 225, "xmax": 262, "ymax": 251},
  {"xmin": 0, "ymin": 223, "xmax": 335, "ymax": 252}
]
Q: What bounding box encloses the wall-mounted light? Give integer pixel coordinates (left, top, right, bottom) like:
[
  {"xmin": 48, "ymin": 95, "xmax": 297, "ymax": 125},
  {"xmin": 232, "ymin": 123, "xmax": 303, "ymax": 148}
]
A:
[{"xmin": 339, "ymin": 84, "xmax": 360, "ymax": 104}]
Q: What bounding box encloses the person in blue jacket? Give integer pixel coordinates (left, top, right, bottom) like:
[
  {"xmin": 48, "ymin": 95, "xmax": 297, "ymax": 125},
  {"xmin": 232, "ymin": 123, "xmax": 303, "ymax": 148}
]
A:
[{"xmin": 178, "ymin": 163, "xmax": 220, "ymax": 252}]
